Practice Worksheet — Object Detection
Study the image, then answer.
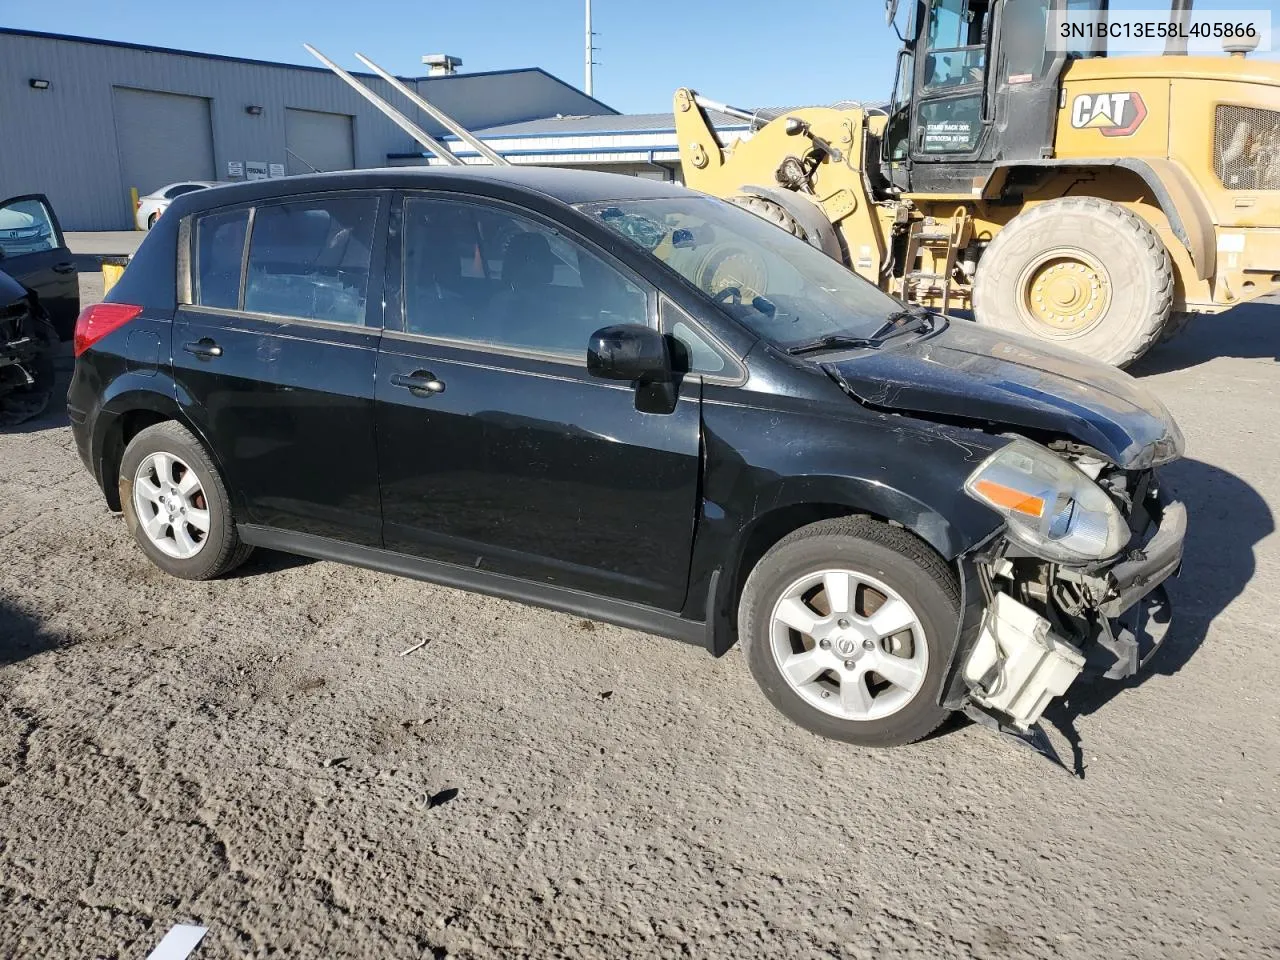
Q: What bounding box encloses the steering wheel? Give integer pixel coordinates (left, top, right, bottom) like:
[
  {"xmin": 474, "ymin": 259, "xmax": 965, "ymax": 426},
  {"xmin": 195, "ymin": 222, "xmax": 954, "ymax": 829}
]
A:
[{"xmin": 713, "ymin": 286, "xmax": 742, "ymax": 306}]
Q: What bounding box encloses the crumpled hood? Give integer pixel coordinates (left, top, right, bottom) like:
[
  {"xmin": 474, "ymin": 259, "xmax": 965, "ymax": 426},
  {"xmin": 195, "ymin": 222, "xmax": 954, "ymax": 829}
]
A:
[{"xmin": 822, "ymin": 321, "xmax": 1184, "ymax": 469}]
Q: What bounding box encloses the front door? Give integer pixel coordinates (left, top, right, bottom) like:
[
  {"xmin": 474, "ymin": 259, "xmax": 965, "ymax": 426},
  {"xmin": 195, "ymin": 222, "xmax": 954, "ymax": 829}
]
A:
[
  {"xmin": 375, "ymin": 194, "xmax": 702, "ymax": 610},
  {"xmin": 0, "ymin": 195, "xmax": 79, "ymax": 340},
  {"xmin": 172, "ymin": 192, "xmax": 387, "ymax": 545}
]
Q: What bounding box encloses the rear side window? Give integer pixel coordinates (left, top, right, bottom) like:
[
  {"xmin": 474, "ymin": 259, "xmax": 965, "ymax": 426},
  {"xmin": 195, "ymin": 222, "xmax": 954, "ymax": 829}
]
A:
[
  {"xmin": 195, "ymin": 208, "xmax": 249, "ymax": 310},
  {"xmin": 166, "ymin": 183, "xmax": 207, "ymax": 199},
  {"xmin": 243, "ymin": 197, "xmax": 378, "ymax": 325}
]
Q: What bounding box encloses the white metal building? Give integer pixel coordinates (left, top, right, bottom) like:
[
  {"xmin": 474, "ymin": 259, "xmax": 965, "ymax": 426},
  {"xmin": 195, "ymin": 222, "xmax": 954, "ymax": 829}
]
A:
[
  {"xmin": 0, "ymin": 29, "xmax": 624, "ymax": 229},
  {"xmin": 387, "ymin": 111, "xmax": 752, "ymax": 181}
]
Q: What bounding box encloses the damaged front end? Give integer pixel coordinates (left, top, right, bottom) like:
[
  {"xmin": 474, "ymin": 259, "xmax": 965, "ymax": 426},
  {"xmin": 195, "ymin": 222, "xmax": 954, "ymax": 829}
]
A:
[
  {"xmin": 0, "ymin": 276, "xmax": 56, "ymax": 427},
  {"xmin": 943, "ymin": 439, "xmax": 1186, "ymax": 749}
]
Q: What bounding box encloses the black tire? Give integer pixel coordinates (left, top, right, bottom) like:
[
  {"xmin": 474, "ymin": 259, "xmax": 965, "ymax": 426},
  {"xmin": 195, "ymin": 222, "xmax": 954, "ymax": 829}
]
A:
[
  {"xmin": 118, "ymin": 421, "xmax": 252, "ymax": 580},
  {"xmin": 727, "ymin": 194, "xmax": 809, "ymax": 241},
  {"xmin": 972, "ymin": 197, "xmax": 1173, "ymax": 368},
  {"xmin": 147, "ymin": 212, "xmax": 159, "ymax": 230},
  {"xmin": 738, "ymin": 517, "xmax": 960, "ymax": 747}
]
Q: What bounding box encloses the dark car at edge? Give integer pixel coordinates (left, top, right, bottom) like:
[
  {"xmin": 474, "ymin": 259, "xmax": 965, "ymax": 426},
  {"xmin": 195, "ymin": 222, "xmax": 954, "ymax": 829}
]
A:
[
  {"xmin": 0, "ymin": 192, "xmax": 79, "ymax": 424},
  {"xmin": 67, "ymin": 167, "xmax": 1186, "ymax": 749}
]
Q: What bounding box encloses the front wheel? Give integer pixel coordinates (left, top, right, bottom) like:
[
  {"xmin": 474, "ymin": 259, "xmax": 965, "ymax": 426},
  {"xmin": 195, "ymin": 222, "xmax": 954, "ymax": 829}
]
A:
[{"xmin": 739, "ymin": 517, "xmax": 959, "ymax": 747}]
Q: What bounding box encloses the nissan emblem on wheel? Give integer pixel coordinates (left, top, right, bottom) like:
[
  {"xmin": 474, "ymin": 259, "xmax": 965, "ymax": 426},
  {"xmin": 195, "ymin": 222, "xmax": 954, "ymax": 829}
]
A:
[{"xmin": 67, "ymin": 163, "xmax": 1186, "ymax": 765}]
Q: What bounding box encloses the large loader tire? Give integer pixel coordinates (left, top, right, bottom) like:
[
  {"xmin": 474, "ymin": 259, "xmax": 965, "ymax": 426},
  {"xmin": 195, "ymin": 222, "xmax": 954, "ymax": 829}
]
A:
[
  {"xmin": 972, "ymin": 197, "xmax": 1173, "ymax": 368},
  {"xmin": 728, "ymin": 194, "xmax": 809, "ymax": 242}
]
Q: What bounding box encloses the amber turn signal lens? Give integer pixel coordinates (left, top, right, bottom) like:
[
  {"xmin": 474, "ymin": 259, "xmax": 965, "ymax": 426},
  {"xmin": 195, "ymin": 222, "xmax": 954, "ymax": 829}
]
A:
[{"xmin": 973, "ymin": 479, "xmax": 1046, "ymax": 518}]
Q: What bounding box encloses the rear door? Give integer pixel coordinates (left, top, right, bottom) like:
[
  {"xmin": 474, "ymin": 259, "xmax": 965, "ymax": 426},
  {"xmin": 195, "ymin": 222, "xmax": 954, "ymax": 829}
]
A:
[
  {"xmin": 173, "ymin": 191, "xmax": 387, "ymax": 546},
  {"xmin": 375, "ymin": 193, "xmax": 702, "ymax": 610},
  {"xmin": 0, "ymin": 195, "xmax": 79, "ymax": 340}
]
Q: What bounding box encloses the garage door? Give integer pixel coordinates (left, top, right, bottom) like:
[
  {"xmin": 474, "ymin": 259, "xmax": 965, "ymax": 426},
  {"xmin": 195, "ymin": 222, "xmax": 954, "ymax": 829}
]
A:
[
  {"xmin": 285, "ymin": 108, "xmax": 355, "ymax": 175},
  {"xmin": 112, "ymin": 87, "xmax": 215, "ymax": 198}
]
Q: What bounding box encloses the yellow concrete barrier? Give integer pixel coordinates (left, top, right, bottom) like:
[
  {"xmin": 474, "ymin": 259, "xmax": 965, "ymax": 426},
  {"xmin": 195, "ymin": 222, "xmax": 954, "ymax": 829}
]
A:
[{"xmin": 101, "ymin": 256, "xmax": 129, "ymax": 295}]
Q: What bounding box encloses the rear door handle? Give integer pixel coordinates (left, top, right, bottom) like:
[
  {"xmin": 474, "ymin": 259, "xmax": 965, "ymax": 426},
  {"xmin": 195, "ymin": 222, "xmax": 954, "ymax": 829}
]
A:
[
  {"xmin": 52, "ymin": 261, "xmax": 76, "ymax": 274},
  {"xmin": 183, "ymin": 338, "xmax": 223, "ymax": 360},
  {"xmin": 390, "ymin": 370, "xmax": 446, "ymax": 397}
]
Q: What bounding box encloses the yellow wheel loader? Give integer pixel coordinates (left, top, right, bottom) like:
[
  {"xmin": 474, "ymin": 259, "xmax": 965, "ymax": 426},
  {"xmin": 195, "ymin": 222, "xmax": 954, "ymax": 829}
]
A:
[{"xmin": 675, "ymin": 0, "xmax": 1280, "ymax": 366}]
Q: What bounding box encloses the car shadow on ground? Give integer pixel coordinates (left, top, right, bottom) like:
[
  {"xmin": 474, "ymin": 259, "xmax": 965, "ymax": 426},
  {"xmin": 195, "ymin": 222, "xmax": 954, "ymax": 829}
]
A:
[
  {"xmin": 1131, "ymin": 299, "xmax": 1280, "ymax": 376},
  {"xmin": 0, "ymin": 364, "xmax": 72, "ymax": 436},
  {"xmin": 1040, "ymin": 456, "xmax": 1272, "ymax": 776},
  {"xmin": 0, "ymin": 594, "xmax": 67, "ymax": 669},
  {"xmin": 228, "ymin": 549, "xmax": 316, "ymax": 578}
]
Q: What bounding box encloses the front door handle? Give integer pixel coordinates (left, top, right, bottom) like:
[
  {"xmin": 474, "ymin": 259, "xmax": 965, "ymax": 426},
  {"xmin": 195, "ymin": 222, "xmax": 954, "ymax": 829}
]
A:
[
  {"xmin": 183, "ymin": 338, "xmax": 223, "ymax": 360},
  {"xmin": 52, "ymin": 261, "xmax": 76, "ymax": 274},
  {"xmin": 391, "ymin": 370, "xmax": 446, "ymax": 397}
]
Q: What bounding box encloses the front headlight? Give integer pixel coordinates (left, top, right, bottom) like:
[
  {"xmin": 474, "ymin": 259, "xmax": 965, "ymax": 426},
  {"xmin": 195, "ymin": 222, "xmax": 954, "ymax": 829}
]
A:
[{"xmin": 964, "ymin": 439, "xmax": 1128, "ymax": 563}]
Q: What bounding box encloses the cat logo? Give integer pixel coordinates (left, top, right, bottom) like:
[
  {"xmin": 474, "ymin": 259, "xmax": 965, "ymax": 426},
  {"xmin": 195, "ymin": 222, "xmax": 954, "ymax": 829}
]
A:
[{"xmin": 1069, "ymin": 92, "xmax": 1148, "ymax": 137}]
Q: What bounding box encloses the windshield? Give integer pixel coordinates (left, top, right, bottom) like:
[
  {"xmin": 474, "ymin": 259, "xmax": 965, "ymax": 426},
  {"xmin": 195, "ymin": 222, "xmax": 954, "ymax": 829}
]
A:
[{"xmin": 580, "ymin": 196, "xmax": 905, "ymax": 349}]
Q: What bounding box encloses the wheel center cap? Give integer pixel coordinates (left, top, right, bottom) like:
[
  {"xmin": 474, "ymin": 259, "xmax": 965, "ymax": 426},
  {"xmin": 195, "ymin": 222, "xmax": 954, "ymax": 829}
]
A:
[{"xmin": 834, "ymin": 636, "xmax": 860, "ymax": 658}]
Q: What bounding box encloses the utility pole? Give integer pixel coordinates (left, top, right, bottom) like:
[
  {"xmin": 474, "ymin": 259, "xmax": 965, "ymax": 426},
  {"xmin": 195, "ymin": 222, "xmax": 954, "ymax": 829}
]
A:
[{"xmin": 585, "ymin": 0, "xmax": 595, "ymax": 96}]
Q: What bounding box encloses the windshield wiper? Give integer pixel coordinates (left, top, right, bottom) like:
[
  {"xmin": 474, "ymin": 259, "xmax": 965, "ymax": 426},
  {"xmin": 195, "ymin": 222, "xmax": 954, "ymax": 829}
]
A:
[
  {"xmin": 785, "ymin": 333, "xmax": 877, "ymax": 356},
  {"xmin": 785, "ymin": 309, "xmax": 938, "ymax": 356},
  {"xmin": 867, "ymin": 307, "xmax": 936, "ymax": 342}
]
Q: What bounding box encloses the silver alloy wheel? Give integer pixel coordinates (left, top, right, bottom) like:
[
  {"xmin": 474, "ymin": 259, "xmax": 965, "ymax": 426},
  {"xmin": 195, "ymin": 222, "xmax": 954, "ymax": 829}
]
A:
[
  {"xmin": 132, "ymin": 452, "xmax": 211, "ymax": 560},
  {"xmin": 769, "ymin": 567, "xmax": 929, "ymax": 721}
]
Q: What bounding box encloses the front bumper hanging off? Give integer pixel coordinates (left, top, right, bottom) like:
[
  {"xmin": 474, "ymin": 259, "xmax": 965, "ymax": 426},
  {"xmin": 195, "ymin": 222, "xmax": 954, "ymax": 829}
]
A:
[{"xmin": 956, "ymin": 488, "xmax": 1187, "ymax": 734}]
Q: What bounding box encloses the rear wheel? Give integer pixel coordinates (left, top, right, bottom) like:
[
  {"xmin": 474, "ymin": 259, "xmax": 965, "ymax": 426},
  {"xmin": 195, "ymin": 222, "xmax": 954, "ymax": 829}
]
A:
[
  {"xmin": 147, "ymin": 212, "xmax": 159, "ymax": 230},
  {"xmin": 972, "ymin": 197, "xmax": 1173, "ymax": 368},
  {"xmin": 739, "ymin": 517, "xmax": 959, "ymax": 747},
  {"xmin": 119, "ymin": 421, "xmax": 251, "ymax": 580}
]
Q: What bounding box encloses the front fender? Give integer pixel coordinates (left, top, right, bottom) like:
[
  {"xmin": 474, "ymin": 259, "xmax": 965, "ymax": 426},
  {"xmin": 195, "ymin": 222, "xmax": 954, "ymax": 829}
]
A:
[{"xmin": 684, "ymin": 390, "xmax": 1006, "ymax": 651}]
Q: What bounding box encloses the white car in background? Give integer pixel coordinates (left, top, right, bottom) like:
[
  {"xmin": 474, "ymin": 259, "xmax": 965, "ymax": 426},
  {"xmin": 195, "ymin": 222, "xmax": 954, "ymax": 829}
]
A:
[{"xmin": 135, "ymin": 181, "xmax": 217, "ymax": 230}]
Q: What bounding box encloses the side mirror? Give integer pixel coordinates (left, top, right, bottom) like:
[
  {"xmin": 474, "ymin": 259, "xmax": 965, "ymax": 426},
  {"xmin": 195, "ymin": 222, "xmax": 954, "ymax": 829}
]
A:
[
  {"xmin": 587, "ymin": 324, "xmax": 671, "ymax": 382},
  {"xmin": 784, "ymin": 116, "xmax": 806, "ymax": 137}
]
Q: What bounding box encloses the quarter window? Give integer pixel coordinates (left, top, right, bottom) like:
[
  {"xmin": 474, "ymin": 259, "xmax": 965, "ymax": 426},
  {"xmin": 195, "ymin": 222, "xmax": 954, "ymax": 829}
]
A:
[
  {"xmin": 194, "ymin": 208, "xmax": 249, "ymax": 310},
  {"xmin": 661, "ymin": 301, "xmax": 729, "ymax": 376},
  {"xmin": 243, "ymin": 197, "xmax": 379, "ymax": 325},
  {"xmin": 402, "ymin": 197, "xmax": 648, "ymax": 356}
]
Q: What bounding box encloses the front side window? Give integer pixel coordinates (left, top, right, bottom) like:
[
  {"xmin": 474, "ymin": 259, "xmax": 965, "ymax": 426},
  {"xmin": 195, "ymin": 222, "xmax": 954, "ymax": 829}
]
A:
[
  {"xmin": 243, "ymin": 196, "xmax": 378, "ymax": 325},
  {"xmin": 0, "ymin": 197, "xmax": 58, "ymax": 257},
  {"xmin": 402, "ymin": 197, "xmax": 648, "ymax": 356},
  {"xmin": 194, "ymin": 208, "xmax": 249, "ymax": 309},
  {"xmin": 582, "ymin": 196, "xmax": 904, "ymax": 351}
]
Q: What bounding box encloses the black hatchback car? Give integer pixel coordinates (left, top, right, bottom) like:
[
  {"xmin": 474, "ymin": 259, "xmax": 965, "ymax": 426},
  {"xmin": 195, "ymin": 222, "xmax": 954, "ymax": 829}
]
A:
[{"xmin": 68, "ymin": 168, "xmax": 1186, "ymax": 748}]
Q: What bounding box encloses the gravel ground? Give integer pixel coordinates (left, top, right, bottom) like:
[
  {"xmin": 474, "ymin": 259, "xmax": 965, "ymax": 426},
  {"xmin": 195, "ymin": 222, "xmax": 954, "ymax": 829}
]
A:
[{"xmin": 1, "ymin": 277, "xmax": 1277, "ymax": 959}]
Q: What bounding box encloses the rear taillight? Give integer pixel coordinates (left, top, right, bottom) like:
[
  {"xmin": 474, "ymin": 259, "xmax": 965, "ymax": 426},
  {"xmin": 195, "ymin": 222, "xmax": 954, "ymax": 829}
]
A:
[{"xmin": 73, "ymin": 303, "xmax": 143, "ymax": 357}]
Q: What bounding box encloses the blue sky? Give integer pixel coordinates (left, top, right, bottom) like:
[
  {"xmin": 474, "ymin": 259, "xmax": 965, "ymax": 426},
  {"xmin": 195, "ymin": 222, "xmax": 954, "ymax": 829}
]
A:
[{"xmin": 5, "ymin": 0, "xmax": 1279, "ymax": 114}]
